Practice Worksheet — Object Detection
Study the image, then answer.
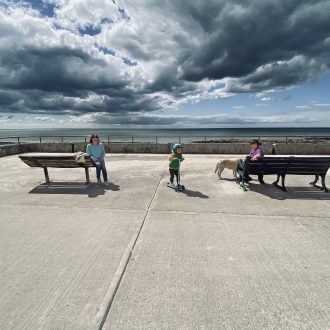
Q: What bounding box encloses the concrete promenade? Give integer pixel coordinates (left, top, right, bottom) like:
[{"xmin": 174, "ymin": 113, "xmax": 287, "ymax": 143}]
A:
[{"xmin": 0, "ymin": 154, "xmax": 329, "ymax": 329}]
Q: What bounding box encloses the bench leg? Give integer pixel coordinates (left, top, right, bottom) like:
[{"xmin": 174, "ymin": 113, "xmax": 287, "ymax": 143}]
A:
[
  {"xmin": 272, "ymin": 174, "xmax": 280, "ymax": 189},
  {"xmin": 280, "ymin": 174, "xmax": 287, "ymax": 192},
  {"xmin": 309, "ymin": 174, "xmax": 328, "ymax": 192},
  {"xmin": 85, "ymin": 167, "xmax": 90, "ymax": 184},
  {"xmin": 272, "ymin": 174, "xmax": 287, "ymax": 192},
  {"xmin": 43, "ymin": 167, "xmax": 50, "ymax": 184},
  {"xmin": 321, "ymin": 174, "xmax": 329, "ymax": 193},
  {"xmin": 309, "ymin": 175, "xmax": 319, "ymax": 186}
]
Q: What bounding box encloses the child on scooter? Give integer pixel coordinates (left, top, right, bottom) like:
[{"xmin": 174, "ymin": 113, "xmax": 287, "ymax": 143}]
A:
[{"xmin": 167, "ymin": 144, "xmax": 184, "ymax": 190}]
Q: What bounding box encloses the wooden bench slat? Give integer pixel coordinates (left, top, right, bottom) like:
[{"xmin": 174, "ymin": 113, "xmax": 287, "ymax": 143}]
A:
[{"xmin": 18, "ymin": 153, "xmax": 95, "ymax": 184}]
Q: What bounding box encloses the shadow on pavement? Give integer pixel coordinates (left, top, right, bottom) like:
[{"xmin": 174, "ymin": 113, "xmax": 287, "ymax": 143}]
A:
[
  {"xmin": 29, "ymin": 182, "xmax": 120, "ymax": 198},
  {"xmin": 181, "ymin": 188, "xmax": 209, "ymax": 199},
  {"xmin": 247, "ymin": 182, "xmax": 330, "ymax": 200},
  {"xmin": 218, "ymin": 177, "xmax": 237, "ymax": 181},
  {"xmin": 105, "ymin": 182, "xmax": 120, "ymax": 191}
]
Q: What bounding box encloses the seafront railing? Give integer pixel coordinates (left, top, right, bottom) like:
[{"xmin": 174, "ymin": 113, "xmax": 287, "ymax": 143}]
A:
[{"xmin": 1, "ymin": 135, "xmax": 330, "ymax": 145}]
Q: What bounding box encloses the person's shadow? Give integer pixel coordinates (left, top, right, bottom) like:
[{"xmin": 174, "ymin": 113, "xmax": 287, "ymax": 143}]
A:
[
  {"xmin": 181, "ymin": 188, "xmax": 209, "ymax": 199},
  {"xmin": 218, "ymin": 177, "xmax": 237, "ymax": 182},
  {"xmin": 104, "ymin": 182, "xmax": 120, "ymax": 191}
]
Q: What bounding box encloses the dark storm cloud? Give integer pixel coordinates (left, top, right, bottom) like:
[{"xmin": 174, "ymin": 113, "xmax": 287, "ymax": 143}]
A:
[
  {"xmin": 0, "ymin": 0, "xmax": 330, "ymax": 120},
  {"xmin": 0, "ymin": 46, "xmax": 126, "ymax": 92},
  {"xmin": 101, "ymin": 0, "xmax": 330, "ymax": 97},
  {"xmin": 175, "ymin": 0, "xmax": 330, "ymax": 84},
  {"xmin": 0, "ymin": 88, "xmax": 163, "ymax": 115},
  {"xmin": 141, "ymin": 0, "xmax": 330, "ymax": 93},
  {"xmin": 0, "ymin": 41, "xmax": 161, "ymax": 114}
]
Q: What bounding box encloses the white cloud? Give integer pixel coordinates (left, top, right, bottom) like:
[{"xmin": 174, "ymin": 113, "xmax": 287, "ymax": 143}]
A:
[
  {"xmin": 69, "ymin": 113, "xmax": 100, "ymax": 123},
  {"xmin": 314, "ymin": 103, "xmax": 330, "ymax": 107},
  {"xmin": 54, "ymin": 0, "xmax": 120, "ymax": 31},
  {"xmin": 0, "ymin": 117, "xmax": 10, "ymax": 124},
  {"xmin": 295, "ymin": 105, "xmax": 310, "ymax": 109},
  {"xmin": 70, "ymin": 108, "xmax": 330, "ymax": 126},
  {"xmin": 34, "ymin": 116, "xmax": 55, "ymax": 121}
]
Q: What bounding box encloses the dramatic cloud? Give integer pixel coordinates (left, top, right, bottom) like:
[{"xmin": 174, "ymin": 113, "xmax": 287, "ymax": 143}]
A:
[
  {"xmin": 0, "ymin": 0, "xmax": 329, "ymax": 123},
  {"xmin": 65, "ymin": 105, "xmax": 330, "ymax": 127}
]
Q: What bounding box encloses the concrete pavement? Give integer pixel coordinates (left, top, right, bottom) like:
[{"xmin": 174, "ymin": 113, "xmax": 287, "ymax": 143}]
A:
[{"xmin": 0, "ymin": 154, "xmax": 329, "ymax": 329}]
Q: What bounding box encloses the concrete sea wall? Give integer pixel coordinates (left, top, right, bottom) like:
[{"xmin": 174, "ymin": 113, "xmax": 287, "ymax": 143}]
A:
[
  {"xmin": 1, "ymin": 142, "xmax": 330, "ymax": 157},
  {"xmin": 0, "ymin": 144, "xmax": 21, "ymax": 157}
]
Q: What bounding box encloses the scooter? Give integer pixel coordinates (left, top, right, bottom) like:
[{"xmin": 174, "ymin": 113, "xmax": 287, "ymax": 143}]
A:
[
  {"xmin": 176, "ymin": 168, "xmax": 185, "ymax": 191},
  {"xmin": 167, "ymin": 160, "xmax": 185, "ymax": 192}
]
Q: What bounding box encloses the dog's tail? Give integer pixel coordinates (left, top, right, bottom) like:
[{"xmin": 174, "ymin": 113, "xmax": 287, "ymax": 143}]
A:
[{"xmin": 214, "ymin": 162, "xmax": 220, "ymax": 173}]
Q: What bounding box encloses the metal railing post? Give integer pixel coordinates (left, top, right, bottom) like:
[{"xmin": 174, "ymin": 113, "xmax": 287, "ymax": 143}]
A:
[
  {"xmin": 40, "ymin": 136, "xmax": 42, "ymax": 144},
  {"xmin": 156, "ymin": 137, "xmax": 158, "ymax": 144},
  {"xmin": 17, "ymin": 137, "xmax": 20, "ymax": 144},
  {"xmin": 131, "ymin": 136, "xmax": 134, "ymax": 143}
]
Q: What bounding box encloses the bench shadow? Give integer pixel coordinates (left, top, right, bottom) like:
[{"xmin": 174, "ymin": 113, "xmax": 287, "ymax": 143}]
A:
[
  {"xmin": 181, "ymin": 188, "xmax": 209, "ymax": 199},
  {"xmin": 247, "ymin": 182, "xmax": 330, "ymax": 200},
  {"xmin": 29, "ymin": 182, "xmax": 120, "ymax": 198}
]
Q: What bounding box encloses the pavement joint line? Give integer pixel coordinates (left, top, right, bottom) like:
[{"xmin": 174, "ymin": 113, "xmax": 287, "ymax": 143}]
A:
[
  {"xmin": 97, "ymin": 169, "xmax": 165, "ymax": 330},
  {"xmin": 148, "ymin": 208, "xmax": 330, "ymax": 220},
  {"xmin": 2, "ymin": 202, "xmax": 330, "ymax": 220},
  {"xmin": 1, "ymin": 203, "xmax": 147, "ymax": 212}
]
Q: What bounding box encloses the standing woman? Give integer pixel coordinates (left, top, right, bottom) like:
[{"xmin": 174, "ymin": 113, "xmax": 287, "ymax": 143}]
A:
[{"xmin": 86, "ymin": 133, "xmax": 108, "ymax": 186}]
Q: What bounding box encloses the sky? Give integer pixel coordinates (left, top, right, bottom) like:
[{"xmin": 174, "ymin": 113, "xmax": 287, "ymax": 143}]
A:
[{"xmin": 0, "ymin": 0, "xmax": 330, "ymax": 128}]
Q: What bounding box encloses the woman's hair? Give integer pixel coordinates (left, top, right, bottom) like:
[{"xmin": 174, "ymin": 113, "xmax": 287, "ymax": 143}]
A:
[
  {"xmin": 89, "ymin": 133, "xmax": 99, "ymax": 144},
  {"xmin": 249, "ymin": 139, "xmax": 262, "ymax": 146}
]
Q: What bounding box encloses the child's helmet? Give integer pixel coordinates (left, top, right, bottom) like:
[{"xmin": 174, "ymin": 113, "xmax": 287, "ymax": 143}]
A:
[{"xmin": 172, "ymin": 143, "xmax": 183, "ymax": 151}]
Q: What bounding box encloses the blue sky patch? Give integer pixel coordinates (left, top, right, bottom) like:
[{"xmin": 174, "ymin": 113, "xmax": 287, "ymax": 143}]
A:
[
  {"xmin": 122, "ymin": 57, "xmax": 137, "ymax": 66},
  {"xmin": 26, "ymin": 0, "xmax": 56, "ymax": 17}
]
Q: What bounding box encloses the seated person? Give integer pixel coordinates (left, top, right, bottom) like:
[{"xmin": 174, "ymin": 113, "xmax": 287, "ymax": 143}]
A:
[
  {"xmin": 240, "ymin": 139, "xmax": 265, "ymax": 184},
  {"xmin": 86, "ymin": 133, "xmax": 108, "ymax": 186}
]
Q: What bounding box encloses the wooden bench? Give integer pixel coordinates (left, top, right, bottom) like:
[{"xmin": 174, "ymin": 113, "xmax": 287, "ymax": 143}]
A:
[
  {"xmin": 19, "ymin": 153, "xmax": 94, "ymax": 184},
  {"xmin": 237, "ymin": 156, "xmax": 330, "ymax": 192}
]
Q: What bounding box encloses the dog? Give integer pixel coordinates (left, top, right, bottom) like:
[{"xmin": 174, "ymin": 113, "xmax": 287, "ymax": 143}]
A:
[{"xmin": 214, "ymin": 158, "xmax": 243, "ymax": 179}]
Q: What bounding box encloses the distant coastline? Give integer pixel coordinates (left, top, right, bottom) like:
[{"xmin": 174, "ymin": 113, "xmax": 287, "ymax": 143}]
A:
[
  {"xmin": 1, "ymin": 127, "xmax": 330, "ymax": 139},
  {"xmin": 1, "ymin": 127, "xmax": 330, "ymax": 145}
]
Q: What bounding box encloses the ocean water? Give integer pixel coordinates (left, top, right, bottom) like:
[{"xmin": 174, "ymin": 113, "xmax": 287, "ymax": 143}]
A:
[{"xmin": 1, "ymin": 127, "xmax": 330, "ymax": 143}]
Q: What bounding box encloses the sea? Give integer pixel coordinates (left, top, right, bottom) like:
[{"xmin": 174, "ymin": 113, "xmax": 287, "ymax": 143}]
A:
[{"xmin": 1, "ymin": 127, "xmax": 330, "ymax": 144}]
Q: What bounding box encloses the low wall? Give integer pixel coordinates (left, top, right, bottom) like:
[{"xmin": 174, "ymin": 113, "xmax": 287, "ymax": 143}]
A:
[
  {"xmin": 181, "ymin": 143, "xmax": 330, "ymax": 155},
  {"xmin": 1, "ymin": 142, "xmax": 330, "ymax": 157},
  {"xmin": 0, "ymin": 144, "xmax": 22, "ymax": 157}
]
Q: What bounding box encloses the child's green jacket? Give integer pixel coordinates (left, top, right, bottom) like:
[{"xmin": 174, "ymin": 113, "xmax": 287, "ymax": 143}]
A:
[{"xmin": 168, "ymin": 152, "xmax": 183, "ymax": 169}]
